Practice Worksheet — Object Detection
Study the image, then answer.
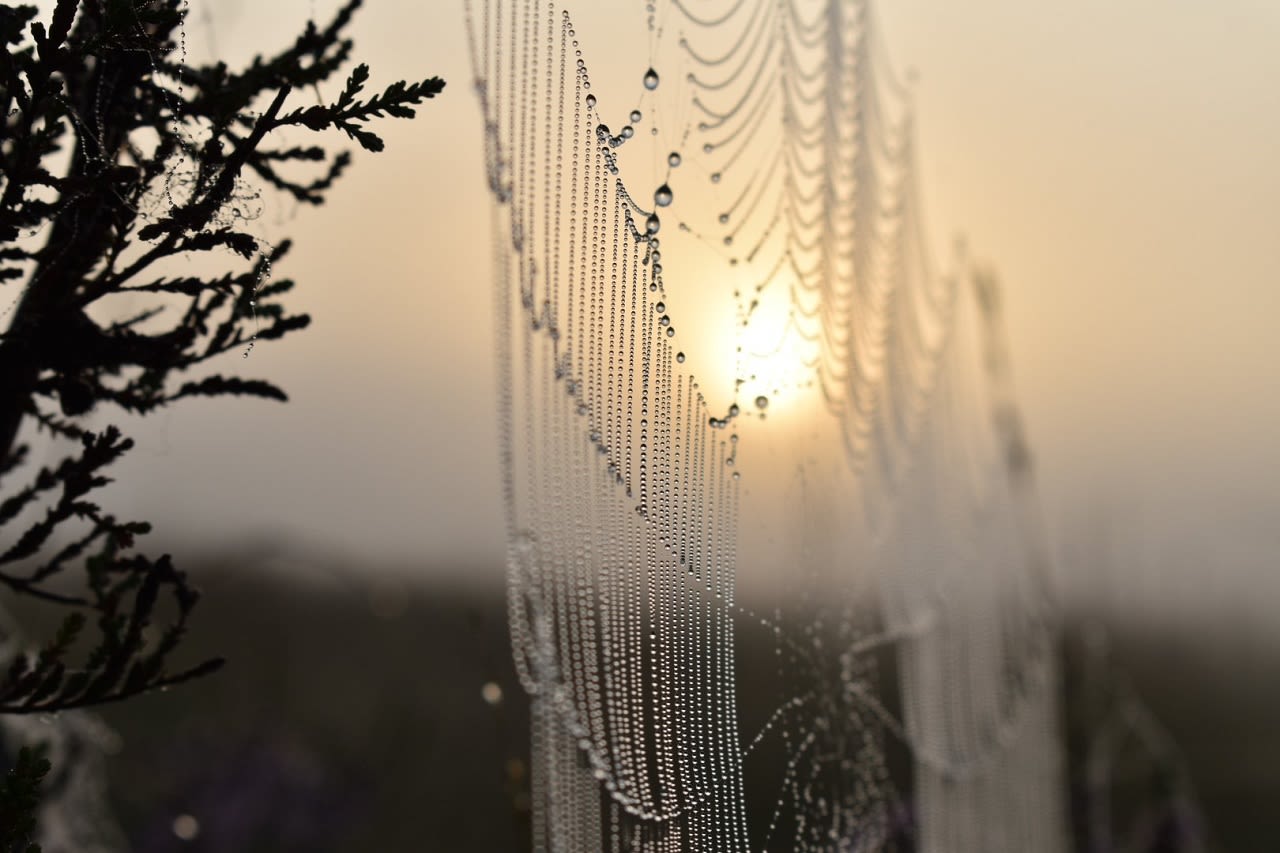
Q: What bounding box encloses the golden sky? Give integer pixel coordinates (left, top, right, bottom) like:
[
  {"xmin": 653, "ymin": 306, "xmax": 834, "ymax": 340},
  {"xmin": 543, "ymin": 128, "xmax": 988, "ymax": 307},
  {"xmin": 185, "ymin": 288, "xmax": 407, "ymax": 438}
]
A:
[{"xmin": 78, "ymin": 1, "xmax": 1278, "ymax": 633}]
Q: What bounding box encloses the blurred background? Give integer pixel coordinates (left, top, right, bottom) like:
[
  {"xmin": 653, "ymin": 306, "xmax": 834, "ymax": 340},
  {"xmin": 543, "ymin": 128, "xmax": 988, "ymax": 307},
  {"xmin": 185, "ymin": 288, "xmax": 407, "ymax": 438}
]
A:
[{"xmin": 12, "ymin": 0, "xmax": 1277, "ymax": 849}]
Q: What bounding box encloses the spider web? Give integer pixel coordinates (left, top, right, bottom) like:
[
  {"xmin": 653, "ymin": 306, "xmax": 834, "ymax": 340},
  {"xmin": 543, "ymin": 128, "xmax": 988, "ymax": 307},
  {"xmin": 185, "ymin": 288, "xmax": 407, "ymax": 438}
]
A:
[{"xmin": 468, "ymin": 1, "xmax": 1067, "ymax": 849}]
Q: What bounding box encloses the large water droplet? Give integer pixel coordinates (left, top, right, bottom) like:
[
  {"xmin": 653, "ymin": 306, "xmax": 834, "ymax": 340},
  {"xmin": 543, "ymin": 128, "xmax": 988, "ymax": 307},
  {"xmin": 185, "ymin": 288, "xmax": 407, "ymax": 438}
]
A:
[
  {"xmin": 630, "ymin": 109, "xmax": 642, "ymax": 123},
  {"xmin": 585, "ymin": 93, "xmax": 597, "ymax": 109},
  {"xmin": 621, "ymin": 125, "xmax": 634, "ymax": 139},
  {"xmin": 754, "ymin": 395, "xmax": 769, "ymax": 410},
  {"xmin": 676, "ymin": 351, "xmax": 686, "ymax": 363},
  {"xmin": 654, "ymin": 183, "xmax": 673, "ymax": 207},
  {"xmin": 655, "ymin": 301, "xmax": 665, "ymax": 312},
  {"xmin": 665, "ymin": 326, "xmax": 675, "ymax": 337},
  {"xmin": 643, "ymin": 67, "xmax": 660, "ymax": 90},
  {"xmin": 646, "ymin": 213, "xmax": 661, "ymax": 235},
  {"xmin": 710, "ymin": 171, "xmax": 721, "ymax": 183},
  {"xmin": 668, "ymin": 151, "xmax": 682, "ymax": 167}
]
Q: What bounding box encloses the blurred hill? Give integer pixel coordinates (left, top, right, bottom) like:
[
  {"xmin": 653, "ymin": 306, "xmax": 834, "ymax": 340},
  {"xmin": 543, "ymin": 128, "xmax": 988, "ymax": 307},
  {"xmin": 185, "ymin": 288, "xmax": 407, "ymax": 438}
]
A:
[{"xmin": 6, "ymin": 552, "xmax": 1272, "ymax": 851}]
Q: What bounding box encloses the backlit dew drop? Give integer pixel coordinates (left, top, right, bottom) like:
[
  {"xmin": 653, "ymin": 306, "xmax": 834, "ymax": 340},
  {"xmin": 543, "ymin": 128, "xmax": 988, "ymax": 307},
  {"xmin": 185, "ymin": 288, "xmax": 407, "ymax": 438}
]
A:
[
  {"xmin": 646, "ymin": 213, "xmax": 661, "ymax": 235},
  {"xmin": 655, "ymin": 301, "xmax": 665, "ymax": 312},
  {"xmin": 710, "ymin": 171, "xmax": 721, "ymax": 183},
  {"xmin": 668, "ymin": 151, "xmax": 682, "ymax": 167},
  {"xmin": 630, "ymin": 109, "xmax": 642, "ymax": 123},
  {"xmin": 676, "ymin": 351, "xmax": 686, "ymax": 363},
  {"xmin": 172, "ymin": 814, "xmax": 200, "ymax": 842},
  {"xmin": 585, "ymin": 93, "xmax": 596, "ymax": 109},
  {"xmin": 621, "ymin": 125, "xmax": 634, "ymax": 139},
  {"xmin": 666, "ymin": 326, "xmax": 675, "ymax": 337},
  {"xmin": 755, "ymin": 395, "xmax": 769, "ymax": 410},
  {"xmin": 729, "ymin": 404, "xmax": 740, "ymax": 417},
  {"xmin": 654, "ymin": 183, "xmax": 673, "ymax": 206},
  {"xmin": 718, "ymin": 213, "xmax": 729, "ymax": 224},
  {"xmin": 482, "ymin": 682, "xmax": 504, "ymax": 705},
  {"xmin": 643, "ymin": 67, "xmax": 660, "ymax": 89}
]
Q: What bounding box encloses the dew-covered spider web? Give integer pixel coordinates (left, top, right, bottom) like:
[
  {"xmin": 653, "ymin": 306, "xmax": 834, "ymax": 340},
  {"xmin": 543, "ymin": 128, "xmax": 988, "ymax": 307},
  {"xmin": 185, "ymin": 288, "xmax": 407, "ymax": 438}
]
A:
[{"xmin": 467, "ymin": 1, "xmax": 1067, "ymax": 850}]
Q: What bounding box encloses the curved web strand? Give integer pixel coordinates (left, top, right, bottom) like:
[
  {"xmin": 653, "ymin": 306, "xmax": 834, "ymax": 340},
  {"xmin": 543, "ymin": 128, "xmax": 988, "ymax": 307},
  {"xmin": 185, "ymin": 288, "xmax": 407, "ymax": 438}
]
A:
[
  {"xmin": 469, "ymin": 2, "xmax": 750, "ymax": 849},
  {"xmin": 470, "ymin": 1, "xmax": 1069, "ymax": 851}
]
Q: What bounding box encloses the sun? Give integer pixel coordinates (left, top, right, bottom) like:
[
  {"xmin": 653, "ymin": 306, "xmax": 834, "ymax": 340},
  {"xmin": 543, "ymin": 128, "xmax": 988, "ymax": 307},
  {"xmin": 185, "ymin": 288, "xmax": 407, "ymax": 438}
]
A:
[{"xmin": 732, "ymin": 287, "xmax": 818, "ymax": 417}]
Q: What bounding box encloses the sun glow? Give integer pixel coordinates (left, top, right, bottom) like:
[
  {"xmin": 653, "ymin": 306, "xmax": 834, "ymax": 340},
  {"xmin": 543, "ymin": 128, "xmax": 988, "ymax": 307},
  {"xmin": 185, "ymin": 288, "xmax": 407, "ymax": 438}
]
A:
[{"xmin": 733, "ymin": 291, "xmax": 819, "ymax": 417}]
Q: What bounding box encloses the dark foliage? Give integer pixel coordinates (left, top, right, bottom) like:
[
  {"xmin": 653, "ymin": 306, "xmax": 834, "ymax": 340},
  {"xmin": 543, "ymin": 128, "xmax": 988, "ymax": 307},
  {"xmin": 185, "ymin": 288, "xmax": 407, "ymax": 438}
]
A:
[{"xmin": 0, "ymin": 0, "xmax": 442, "ymax": 840}]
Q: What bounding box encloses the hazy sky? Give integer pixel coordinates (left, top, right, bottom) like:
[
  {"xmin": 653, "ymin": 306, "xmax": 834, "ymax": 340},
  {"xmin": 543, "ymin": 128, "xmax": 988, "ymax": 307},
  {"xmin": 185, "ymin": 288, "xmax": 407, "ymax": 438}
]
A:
[{"xmin": 76, "ymin": 1, "xmax": 1277, "ymax": 635}]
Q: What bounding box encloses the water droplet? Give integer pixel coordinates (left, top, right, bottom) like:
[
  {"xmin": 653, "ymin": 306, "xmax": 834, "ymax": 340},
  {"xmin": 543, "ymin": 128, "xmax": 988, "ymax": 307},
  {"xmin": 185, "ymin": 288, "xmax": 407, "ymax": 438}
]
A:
[
  {"xmin": 646, "ymin": 213, "xmax": 661, "ymax": 235},
  {"xmin": 652, "ymin": 263, "xmax": 662, "ymax": 275},
  {"xmin": 676, "ymin": 351, "xmax": 686, "ymax": 363},
  {"xmin": 733, "ymin": 471, "xmax": 741, "ymax": 480},
  {"xmin": 172, "ymin": 814, "xmax": 200, "ymax": 842},
  {"xmin": 723, "ymin": 235, "xmax": 733, "ymax": 246},
  {"xmin": 703, "ymin": 143, "xmax": 714, "ymax": 154},
  {"xmin": 659, "ymin": 314, "xmax": 670, "ymax": 326},
  {"xmin": 655, "ymin": 301, "xmax": 665, "ymax": 312},
  {"xmin": 718, "ymin": 213, "xmax": 729, "ymax": 225},
  {"xmin": 729, "ymin": 404, "xmax": 740, "ymax": 417},
  {"xmin": 585, "ymin": 93, "xmax": 597, "ymax": 109},
  {"xmin": 621, "ymin": 125, "xmax": 634, "ymax": 139},
  {"xmin": 654, "ymin": 183, "xmax": 673, "ymax": 207},
  {"xmin": 665, "ymin": 326, "xmax": 675, "ymax": 337},
  {"xmin": 668, "ymin": 151, "xmax": 682, "ymax": 167},
  {"xmin": 710, "ymin": 171, "xmax": 721, "ymax": 183},
  {"xmin": 755, "ymin": 395, "xmax": 769, "ymax": 410},
  {"xmin": 630, "ymin": 109, "xmax": 642, "ymax": 123},
  {"xmin": 643, "ymin": 67, "xmax": 660, "ymax": 90},
  {"xmin": 482, "ymin": 682, "xmax": 504, "ymax": 705}
]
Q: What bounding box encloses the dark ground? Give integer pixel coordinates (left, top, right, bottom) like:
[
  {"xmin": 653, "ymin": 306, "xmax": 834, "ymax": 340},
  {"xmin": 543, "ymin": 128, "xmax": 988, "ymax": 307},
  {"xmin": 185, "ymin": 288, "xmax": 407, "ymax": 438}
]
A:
[{"xmin": 11, "ymin": 555, "xmax": 1274, "ymax": 851}]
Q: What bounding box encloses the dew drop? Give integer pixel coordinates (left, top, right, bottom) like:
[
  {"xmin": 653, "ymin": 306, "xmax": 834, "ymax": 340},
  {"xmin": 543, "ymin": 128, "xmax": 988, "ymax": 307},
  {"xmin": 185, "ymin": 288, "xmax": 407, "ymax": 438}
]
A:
[
  {"xmin": 654, "ymin": 183, "xmax": 673, "ymax": 207},
  {"xmin": 645, "ymin": 213, "xmax": 661, "ymax": 235},
  {"xmin": 630, "ymin": 109, "xmax": 642, "ymax": 123},
  {"xmin": 755, "ymin": 395, "xmax": 769, "ymax": 410},
  {"xmin": 585, "ymin": 93, "xmax": 597, "ymax": 109},
  {"xmin": 665, "ymin": 326, "xmax": 675, "ymax": 337},
  {"xmin": 655, "ymin": 301, "xmax": 665, "ymax": 312},
  {"xmin": 702, "ymin": 143, "xmax": 713, "ymax": 154},
  {"xmin": 729, "ymin": 404, "xmax": 740, "ymax": 417},
  {"xmin": 643, "ymin": 67, "xmax": 660, "ymax": 90},
  {"xmin": 668, "ymin": 151, "xmax": 682, "ymax": 167},
  {"xmin": 659, "ymin": 314, "xmax": 670, "ymax": 326},
  {"xmin": 482, "ymin": 682, "xmax": 504, "ymax": 705},
  {"xmin": 710, "ymin": 171, "xmax": 721, "ymax": 183},
  {"xmin": 172, "ymin": 815, "xmax": 200, "ymax": 842},
  {"xmin": 676, "ymin": 351, "xmax": 686, "ymax": 363},
  {"xmin": 718, "ymin": 213, "xmax": 729, "ymax": 225},
  {"xmin": 621, "ymin": 125, "xmax": 634, "ymax": 139}
]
